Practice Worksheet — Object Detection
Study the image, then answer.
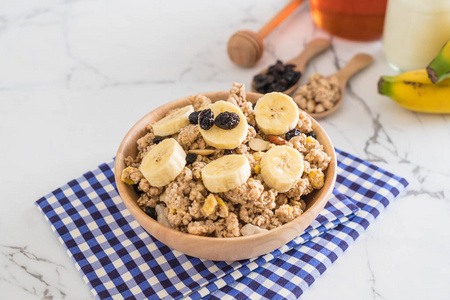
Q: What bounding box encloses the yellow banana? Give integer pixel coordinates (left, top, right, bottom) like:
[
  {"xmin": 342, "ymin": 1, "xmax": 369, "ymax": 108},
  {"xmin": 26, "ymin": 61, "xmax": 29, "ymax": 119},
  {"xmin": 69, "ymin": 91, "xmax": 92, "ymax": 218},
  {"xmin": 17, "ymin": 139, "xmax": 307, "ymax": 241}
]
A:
[
  {"xmin": 427, "ymin": 40, "xmax": 450, "ymax": 84},
  {"xmin": 377, "ymin": 69, "xmax": 450, "ymax": 114}
]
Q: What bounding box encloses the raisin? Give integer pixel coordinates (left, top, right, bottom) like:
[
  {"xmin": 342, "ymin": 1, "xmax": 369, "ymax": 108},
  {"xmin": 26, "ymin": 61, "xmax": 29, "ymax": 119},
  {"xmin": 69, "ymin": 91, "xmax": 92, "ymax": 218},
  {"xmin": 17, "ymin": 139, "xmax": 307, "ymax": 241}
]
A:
[
  {"xmin": 145, "ymin": 206, "xmax": 157, "ymax": 220},
  {"xmin": 283, "ymin": 70, "xmax": 301, "ymax": 87},
  {"xmin": 265, "ymin": 74, "xmax": 275, "ymax": 84},
  {"xmin": 189, "ymin": 111, "xmax": 202, "ymax": 125},
  {"xmin": 198, "ymin": 109, "xmax": 214, "ymax": 130},
  {"xmin": 285, "ymin": 128, "xmax": 302, "ymax": 140},
  {"xmin": 133, "ymin": 184, "xmax": 143, "ymax": 195},
  {"xmin": 277, "ymin": 78, "xmax": 288, "ymax": 91},
  {"xmin": 305, "ymin": 132, "xmax": 316, "ymax": 139},
  {"xmin": 282, "ymin": 69, "xmax": 299, "ymax": 84},
  {"xmin": 268, "ymin": 60, "xmax": 285, "ymax": 74},
  {"xmin": 152, "ymin": 136, "xmax": 164, "ymax": 144},
  {"xmin": 254, "ymin": 80, "xmax": 266, "ymax": 93},
  {"xmin": 214, "ymin": 112, "xmax": 240, "ymax": 130},
  {"xmin": 285, "ymin": 64, "xmax": 296, "ymax": 70},
  {"xmin": 267, "ymin": 83, "xmax": 279, "ymax": 93},
  {"xmin": 186, "ymin": 153, "xmax": 197, "ymax": 164},
  {"xmin": 224, "ymin": 149, "xmax": 235, "ymax": 155},
  {"xmin": 253, "ymin": 74, "xmax": 268, "ymax": 90}
]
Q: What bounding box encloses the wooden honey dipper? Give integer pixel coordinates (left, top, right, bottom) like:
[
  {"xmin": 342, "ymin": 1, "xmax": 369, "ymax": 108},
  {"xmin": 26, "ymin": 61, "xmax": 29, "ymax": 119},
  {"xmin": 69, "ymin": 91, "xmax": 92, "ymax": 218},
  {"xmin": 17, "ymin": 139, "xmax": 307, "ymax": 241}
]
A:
[{"xmin": 227, "ymin": 0, "xmax": 303, "ymax": 67}]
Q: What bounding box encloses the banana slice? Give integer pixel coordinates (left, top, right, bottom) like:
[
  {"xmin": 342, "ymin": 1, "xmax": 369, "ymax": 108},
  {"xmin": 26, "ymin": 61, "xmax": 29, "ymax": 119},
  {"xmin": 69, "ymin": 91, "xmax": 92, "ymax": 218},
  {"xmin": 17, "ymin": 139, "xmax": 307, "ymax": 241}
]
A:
[
  {"xmin": 152, "ymin": 105, "xmax": 194, "ymax": 136},
  {"xmin": 260, "ymin": 146, "xmax": 304, "ymax": 192},
  {"xmin": 202, "ymin": 155, "xmax": 251, "ymax": 193},
  {"xmin": 139, "ymin": 138, "xmax": 186, "ymax": 187},
  {"xmin": 254, "ymin": 92, "xmax": 299, "ymax": 135},
  {"xmin": 199, "ymin": 101, "xmax": 248, "ymax": 149}
]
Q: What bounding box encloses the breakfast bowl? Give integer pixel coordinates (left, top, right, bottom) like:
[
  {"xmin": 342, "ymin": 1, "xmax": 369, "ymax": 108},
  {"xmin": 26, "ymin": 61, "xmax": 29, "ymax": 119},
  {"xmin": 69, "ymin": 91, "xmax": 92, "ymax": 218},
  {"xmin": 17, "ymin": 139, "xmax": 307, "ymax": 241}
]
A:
[{"xmin": 114, "ymin": 91, "xmax": 336, "ymax": 261}]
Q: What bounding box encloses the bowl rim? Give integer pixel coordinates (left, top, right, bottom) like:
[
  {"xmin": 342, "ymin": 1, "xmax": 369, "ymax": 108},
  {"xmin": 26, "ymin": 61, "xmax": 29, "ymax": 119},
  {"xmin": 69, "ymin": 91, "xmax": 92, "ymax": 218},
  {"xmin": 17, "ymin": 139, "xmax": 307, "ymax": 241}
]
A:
[{"xmin": 114, "ymin": 91, "xmax": 337, "ymax": 259}]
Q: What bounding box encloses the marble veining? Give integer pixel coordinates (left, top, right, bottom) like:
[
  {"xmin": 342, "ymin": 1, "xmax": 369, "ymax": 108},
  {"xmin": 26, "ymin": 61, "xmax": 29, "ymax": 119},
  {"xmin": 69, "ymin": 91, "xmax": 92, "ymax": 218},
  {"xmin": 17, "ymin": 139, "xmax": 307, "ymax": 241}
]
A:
[
  {"xmin": 366, "ymin": 246, "xmax": 384, "ymax": 300},
  {"xmin": 1, "ymin": 0, "xmax": 450, "ymax": 299},
  {"xmin": 1, "ymin": 244, "xmax": 67, "ymax": 299}
]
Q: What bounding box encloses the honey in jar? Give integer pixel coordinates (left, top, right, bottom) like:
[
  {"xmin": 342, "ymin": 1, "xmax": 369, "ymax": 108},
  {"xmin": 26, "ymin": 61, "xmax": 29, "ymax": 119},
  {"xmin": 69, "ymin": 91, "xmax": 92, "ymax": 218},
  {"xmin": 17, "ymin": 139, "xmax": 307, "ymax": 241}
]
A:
[{"xmin": 310, "ymin": 0, "xmax": 388, "ymax": 41}]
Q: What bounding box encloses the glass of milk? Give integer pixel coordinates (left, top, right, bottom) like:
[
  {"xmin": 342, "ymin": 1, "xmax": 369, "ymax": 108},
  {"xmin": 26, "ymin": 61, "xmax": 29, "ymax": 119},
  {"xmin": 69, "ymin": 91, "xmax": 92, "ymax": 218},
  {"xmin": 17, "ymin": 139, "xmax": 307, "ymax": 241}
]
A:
[{"xmin": 382, "ymin": 0, "xmax": 450, "ymax": 71}]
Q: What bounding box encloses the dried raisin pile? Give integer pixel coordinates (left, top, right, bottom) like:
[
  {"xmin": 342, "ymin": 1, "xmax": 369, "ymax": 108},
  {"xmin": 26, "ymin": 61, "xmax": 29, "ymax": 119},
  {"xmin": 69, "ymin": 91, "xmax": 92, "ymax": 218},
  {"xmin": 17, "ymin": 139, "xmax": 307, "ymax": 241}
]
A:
[
  {"xmin": 253, "ymin": 60, "xmax": 301, "ymax": 94},
  {"xmin": 198, "ymin": 109, "xmax": 214, "ymax": 130},
  {"xmin": 214, "ymin": 112, "xmax": 240, "ymax": 130}
]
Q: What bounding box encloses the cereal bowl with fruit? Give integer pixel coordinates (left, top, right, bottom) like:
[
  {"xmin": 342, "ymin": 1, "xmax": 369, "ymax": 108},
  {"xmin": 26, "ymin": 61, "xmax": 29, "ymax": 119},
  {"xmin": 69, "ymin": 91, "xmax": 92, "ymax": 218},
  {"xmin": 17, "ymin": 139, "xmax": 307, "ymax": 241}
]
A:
[{"xmin": 115, "ymin": 83, "xmax": 336, "ymax": 261}]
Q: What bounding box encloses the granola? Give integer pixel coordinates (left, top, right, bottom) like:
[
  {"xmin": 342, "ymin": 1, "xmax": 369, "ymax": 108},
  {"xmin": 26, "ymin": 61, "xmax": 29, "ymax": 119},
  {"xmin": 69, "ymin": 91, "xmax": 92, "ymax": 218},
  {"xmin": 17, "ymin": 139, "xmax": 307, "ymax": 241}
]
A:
[
  {"xmin": 294, "ymin": 73, "xmax": 341, "ymax": 114},
  {"xmin": 122, "ymin": 83, "xmax": 331, "ymax": 237}
]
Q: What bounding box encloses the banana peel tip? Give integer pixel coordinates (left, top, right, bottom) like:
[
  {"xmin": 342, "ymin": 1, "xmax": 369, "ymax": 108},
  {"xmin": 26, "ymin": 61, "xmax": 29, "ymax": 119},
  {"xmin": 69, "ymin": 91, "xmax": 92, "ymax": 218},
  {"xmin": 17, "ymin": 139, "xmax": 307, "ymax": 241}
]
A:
[
  {"xmin": 377, "ymin": 77, "xmax": 386, "ymax": 95},
  {"xmin": 426, "ymin": 66, "xmax": 438, "ymax": 84}
]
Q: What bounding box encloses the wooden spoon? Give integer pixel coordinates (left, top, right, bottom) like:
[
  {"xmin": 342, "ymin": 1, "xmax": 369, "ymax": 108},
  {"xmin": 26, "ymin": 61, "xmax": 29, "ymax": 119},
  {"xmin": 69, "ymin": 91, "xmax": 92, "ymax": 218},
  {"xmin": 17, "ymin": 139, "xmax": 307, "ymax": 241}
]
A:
[
  {"xmin": 251, "ymin": 38, "xmax": 331, "ymax": 95},
  {"xmin": 306, "ymin": 53, "xmax": 374, "ymax": 119},
  {"xmin": 227, "ymin": 0, "xmax": 303, "ymax": 67}
]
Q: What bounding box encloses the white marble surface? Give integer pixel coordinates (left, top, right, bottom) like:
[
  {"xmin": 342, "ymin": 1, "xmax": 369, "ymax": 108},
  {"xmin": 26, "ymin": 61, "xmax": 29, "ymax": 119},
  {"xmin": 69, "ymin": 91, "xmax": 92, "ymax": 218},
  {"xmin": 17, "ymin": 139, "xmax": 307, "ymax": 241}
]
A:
[{"xmin": 1, "ymin": 0, "xmax": 449, "ymax": 299}]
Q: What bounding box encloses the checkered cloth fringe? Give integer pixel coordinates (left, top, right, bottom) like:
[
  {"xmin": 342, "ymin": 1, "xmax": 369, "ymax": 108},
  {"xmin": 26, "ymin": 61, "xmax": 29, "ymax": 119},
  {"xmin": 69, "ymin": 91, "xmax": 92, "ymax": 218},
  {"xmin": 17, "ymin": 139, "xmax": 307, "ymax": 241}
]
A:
[{"xmin": 35, "ymin": 149, "xmax": 408, "ymax": 299}]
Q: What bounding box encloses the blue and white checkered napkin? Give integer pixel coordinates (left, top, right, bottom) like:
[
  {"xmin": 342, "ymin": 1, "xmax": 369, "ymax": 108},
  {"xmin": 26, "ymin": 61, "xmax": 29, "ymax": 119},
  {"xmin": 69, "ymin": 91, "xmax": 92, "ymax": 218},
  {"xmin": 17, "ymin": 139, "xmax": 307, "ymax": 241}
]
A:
[{"xmin": 35, "ymin": 149, "xmax": 408, "ymax": 299}]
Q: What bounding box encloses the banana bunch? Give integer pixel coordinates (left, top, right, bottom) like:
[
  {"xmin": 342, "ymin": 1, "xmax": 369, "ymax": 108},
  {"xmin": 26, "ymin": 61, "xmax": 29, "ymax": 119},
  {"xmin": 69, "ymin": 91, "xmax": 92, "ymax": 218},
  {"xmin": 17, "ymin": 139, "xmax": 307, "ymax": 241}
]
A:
[
  {"xmin": 378, "ymin": 70, "xmax": 450, "ymax": 113},
  {"xmin": 378, "ymin": 40, "xmax": 450, "ymax": 114}
]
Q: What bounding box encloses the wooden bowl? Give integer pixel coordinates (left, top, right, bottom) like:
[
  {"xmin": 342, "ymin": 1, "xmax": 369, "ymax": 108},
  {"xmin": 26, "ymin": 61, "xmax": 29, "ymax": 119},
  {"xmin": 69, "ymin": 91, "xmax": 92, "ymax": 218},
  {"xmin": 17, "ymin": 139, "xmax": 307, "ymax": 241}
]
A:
[{"xmin": 114, "ymin": 91, "xmax": 336, "ymax": 261}]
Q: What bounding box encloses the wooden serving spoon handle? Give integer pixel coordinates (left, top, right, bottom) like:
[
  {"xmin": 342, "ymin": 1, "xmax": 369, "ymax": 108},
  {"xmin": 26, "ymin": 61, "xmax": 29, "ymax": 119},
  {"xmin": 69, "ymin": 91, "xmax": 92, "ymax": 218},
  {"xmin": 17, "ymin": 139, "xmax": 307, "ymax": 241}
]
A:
[
  {"xmin": 257, "ymin": 0, "xmax": 304, "ymax": 39},
  {"xmin": 288, "ymin": 38, "xmax": 331, "ymax": 72},
  {"xmin": 334, "ymin": 53, "xmax": 374, "ymax": 85}
]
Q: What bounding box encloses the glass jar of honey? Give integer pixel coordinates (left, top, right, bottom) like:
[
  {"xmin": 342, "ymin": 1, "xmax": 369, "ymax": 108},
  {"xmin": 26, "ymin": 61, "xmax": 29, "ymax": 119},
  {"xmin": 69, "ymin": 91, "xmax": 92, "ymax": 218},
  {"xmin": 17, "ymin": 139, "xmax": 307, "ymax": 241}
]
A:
[{"xmin": 309, "ymin": 0, "xmax": 388, "ymax": 41}]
